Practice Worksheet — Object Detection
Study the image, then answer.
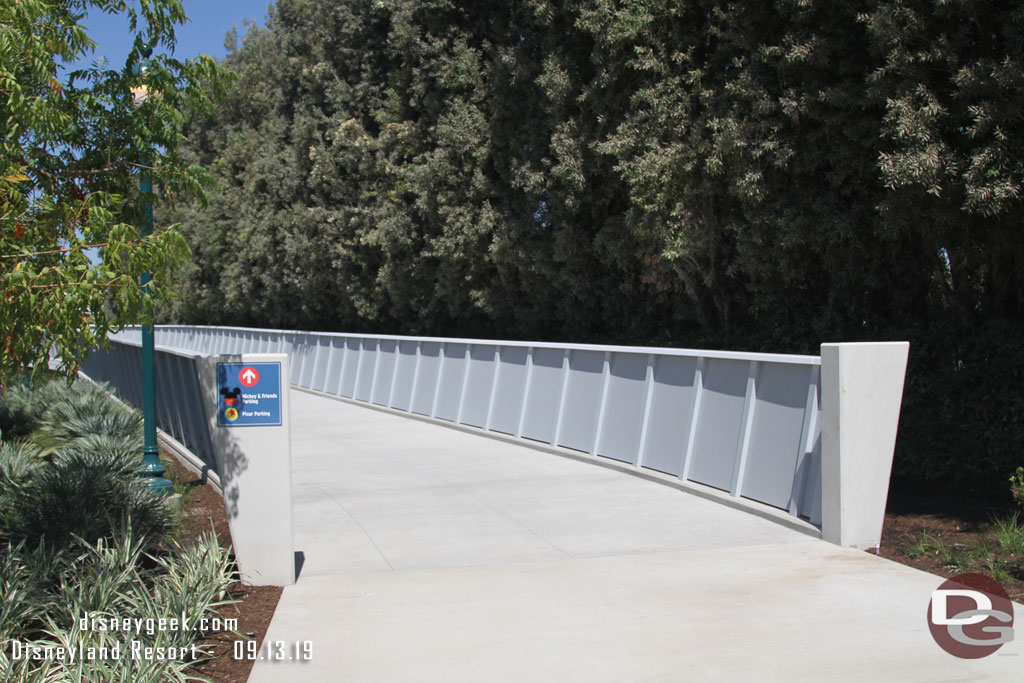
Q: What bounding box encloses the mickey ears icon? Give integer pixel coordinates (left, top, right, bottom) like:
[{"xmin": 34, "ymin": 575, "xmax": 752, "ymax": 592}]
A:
[{"xmin": 220, "ymin": 387, "xmax": 241, "ymax": 406}]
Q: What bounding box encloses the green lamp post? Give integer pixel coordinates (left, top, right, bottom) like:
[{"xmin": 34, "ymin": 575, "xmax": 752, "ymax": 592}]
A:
[{"xmin": 130, "ymin": 44, "xmax": 173, "ymax": 496}]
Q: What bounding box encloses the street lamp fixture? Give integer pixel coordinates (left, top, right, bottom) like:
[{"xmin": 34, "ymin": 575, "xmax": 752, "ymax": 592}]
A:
[{"xmin": 130, "ymin": 43, "xmax": 172, "ymax": 497}]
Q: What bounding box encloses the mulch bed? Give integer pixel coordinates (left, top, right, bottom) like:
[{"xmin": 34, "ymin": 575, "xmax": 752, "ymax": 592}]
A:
[
  {"xmin": 872, "ymin": 493, "xmax": 1024, "ymax": 603},
  {"xmin": 162, "ymin": 453, "xmax": 283, "ymax": 683}
]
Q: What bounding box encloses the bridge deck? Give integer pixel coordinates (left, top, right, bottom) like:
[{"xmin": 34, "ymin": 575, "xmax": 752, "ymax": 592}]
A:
[{"xmin": 248, "ymin": 389, "xmax": 1020, "ymax": 682}]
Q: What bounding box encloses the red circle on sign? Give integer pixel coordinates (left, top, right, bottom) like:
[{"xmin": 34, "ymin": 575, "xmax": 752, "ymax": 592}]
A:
[{"xmin": 239, "ymin": 366, "xmax": 260, "ymax": 387}]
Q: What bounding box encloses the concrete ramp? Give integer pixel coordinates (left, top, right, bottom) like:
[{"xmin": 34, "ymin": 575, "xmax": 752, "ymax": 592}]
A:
[{"xmin": 249, "ymin": 390, "xmax": 1021, "ymax": 682}]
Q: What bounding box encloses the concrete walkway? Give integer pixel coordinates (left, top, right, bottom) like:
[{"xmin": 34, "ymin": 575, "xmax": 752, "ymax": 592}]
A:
[{"xmin": 248, "ymin": 389, "xmax": 1021, "ymax": 682}]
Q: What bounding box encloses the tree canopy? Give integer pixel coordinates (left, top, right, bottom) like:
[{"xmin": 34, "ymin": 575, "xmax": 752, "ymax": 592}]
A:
[
  {"xmin": 168, "ymin": 0, "xmax": 1023, "ymax": 339},
  {"xmin": 167, "ymin": 0, "xmax": 1023, "ymax": 501},
  {"xmin": 0, "ymin": 0, "xmax": 230, "ymax": 383}
]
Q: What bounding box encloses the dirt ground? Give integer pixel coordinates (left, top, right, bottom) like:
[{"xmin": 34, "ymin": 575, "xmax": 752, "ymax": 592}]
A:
[{"xmin": 872, "ymin": 492, "xmax": 1024, "ymax": 602}]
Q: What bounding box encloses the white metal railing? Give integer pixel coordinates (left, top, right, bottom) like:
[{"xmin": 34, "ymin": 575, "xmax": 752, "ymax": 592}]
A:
[{"xmin": 110, "ymin": 325, "xmax": 824, "ymax": 526}]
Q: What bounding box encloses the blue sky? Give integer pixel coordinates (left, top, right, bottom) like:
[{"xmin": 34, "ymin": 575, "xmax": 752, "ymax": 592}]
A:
[
  {"xmin": 78, "ymin": 0, "xmax": 273, "ymax": 68},
  {"xmin": 71, "ymin": 1, "xmax": 272, "ymax": 266}
]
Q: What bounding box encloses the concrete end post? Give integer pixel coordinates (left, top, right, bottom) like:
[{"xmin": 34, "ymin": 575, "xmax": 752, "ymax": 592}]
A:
[
  {"xmin": 197, "ymin": 353, "xmax": 295, "ymax": 586},
  {"xmin": 820, "ymin": 342, "xmax": 909, "ymax": 549}
]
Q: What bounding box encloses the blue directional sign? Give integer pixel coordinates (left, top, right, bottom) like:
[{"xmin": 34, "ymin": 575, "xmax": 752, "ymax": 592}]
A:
[{"xmin": 216, "ymin": 362, "xmax": 283, "ymax": 427}]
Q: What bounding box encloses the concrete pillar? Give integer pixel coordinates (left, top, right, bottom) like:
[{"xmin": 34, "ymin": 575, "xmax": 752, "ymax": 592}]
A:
[
  {"xmin": 197, "ymin": 353, "xmax": 295, "ymax": 586},
  {"xmin": 820, "ymin": 342, "xmax": 909, "ymax": 549}
]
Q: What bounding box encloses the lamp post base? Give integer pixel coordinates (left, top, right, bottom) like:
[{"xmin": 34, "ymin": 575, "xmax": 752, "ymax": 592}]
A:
[{"xmin": 141, "ymin": 447, "xmax": 174, "ymax": 496}]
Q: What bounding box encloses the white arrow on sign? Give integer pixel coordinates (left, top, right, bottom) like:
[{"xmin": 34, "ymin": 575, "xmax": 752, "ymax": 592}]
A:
[{"xmin": 239, "ymin": 367, "xmax": 259, "ymax": 387}]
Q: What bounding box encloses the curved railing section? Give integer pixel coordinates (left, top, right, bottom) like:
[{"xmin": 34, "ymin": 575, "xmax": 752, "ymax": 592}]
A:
[
  {"xmin": 81, "ymin": 341, "xmax": 219, "ymax": 487},
  {"xmin": 111, "ymin": 325, "xmax": 825, "ymax": 527}
]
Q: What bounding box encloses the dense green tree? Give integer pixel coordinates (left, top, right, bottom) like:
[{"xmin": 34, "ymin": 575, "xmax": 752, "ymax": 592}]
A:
[
  {"xmin": 863, "ymin": 0, "xmax": 1024, "ymax": 321},
  {"xmin": 168, "ymin": 0, "xmax": 667, "ymax": 340},
  {"xmin": 0, "ymin": 0, "xmax": 229, "ymax": 384},
  {"xmin": 166, "ymin": 0, "xmax": 1024, "ymax": 501},
  {"xmin": 167, "ymin": 0, "xmax": 1024, "ymax": 338}
]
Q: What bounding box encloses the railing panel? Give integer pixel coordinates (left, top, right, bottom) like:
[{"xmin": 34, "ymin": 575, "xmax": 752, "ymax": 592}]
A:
[
  {"xmin": 81, "ymin": 341, "xmax": 217, "ymax": 475},
  {"xmin": 640, "ymin": 356, "xmax": 698, "ymax": 476},
  {"xmin": 597, "ymin": 353, "xmax": 649, "ymax": 464},
  {"xmin": 686, "ymin": 358, "xmax": 750, "ymax": 492},
  {"xmin": 389, "ymin": 341, "xmax": 419, "ymax": 411},
  {"xmin": 294, "ymin": 334, "xmax": 316, "ymax": 388},
  {"xmin": 372, "ymin": 340, "xmax": 398, "ymax": 406},
  {"xmin": 434, "ymin": 343, "xmax": 468, "ymax": 422},
  {"xmin": 807, "ymin": 429, "xmax": 823, "ymax": 526},
  {"xmin": 323, "ymin": 337, "xmax": 346, "ymax": 397},
  {"xmin": 310, "ymin": 337, "xmax": 330, "ymax": 392},
  {"xmin": 155, "ymin": 352, "xmax": 174, "ymax": 439},
  {"xmin": 354, "ymin": 339, "xmax": 378, "ymax": 402},
  {"xmin": 279, "ymin": 334, "xmax": 297, "ymax": 382},
  {"xmin": 740, "ymin": 363, "xmax": 815, "ymax": 509},
  {"xmin": 520, "ymin": 348, "xmax": 564, "ymax": 444},
  {"xmin": 411, "ymin": 342, "xmax": 442, "ymax": 415},
  {"xmin": 557, "ymin": 350, "xmax": 605, "ymax": 453},
  {"xmin": 170, "ymin": 354, "xmax": 198, "ymax": 453},
  {"xmin": 802, "ymin": 378, "xmax": 823, "ymax": 526},
  {"xmin": 339, "ymin": 338, "xmax": 360, "ymax": 397},
  {"xmin": 241, "ymin": 331, "xmax": 254, "ymax": 354},
  {"xmin": 337, "ymin": 339, "xmax": 358, "ymax": 397},
  {"xmin": 488, "ymin": 346, "xmax": 529, "ymax": 436},
  {"xmin": 127, "ymin": 345, "xmax": 142, "ymax": 407},
  {"xmin": 460, "ymin": 345, "xmax": 497, "ymax": 428}
]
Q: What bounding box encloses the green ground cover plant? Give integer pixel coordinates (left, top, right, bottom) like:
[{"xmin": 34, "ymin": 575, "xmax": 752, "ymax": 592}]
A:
[
  {"xmin": 1010, "ymin": 467, "xmax": 1024, "ymax": 509},
  {"xmin": 0, "ymin": 380, "xmax": 236, "ymax": 682},
  {"xmin": 902, "ymin": 515, "xmax": 1024, "ymax": 586}
]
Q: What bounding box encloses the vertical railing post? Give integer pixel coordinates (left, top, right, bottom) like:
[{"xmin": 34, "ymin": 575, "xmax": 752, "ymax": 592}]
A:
[
  {"xmin": 515, "ymin": 347, "xmax": 534, "ymax": 439},
  {"xmin": 590, "ymin": 351, "xmax": 612, "ymax": 456},
  {"xmin": 430, "ymin": 343, "xmax": 446, "ymax": 418},
  {"xmin": 680, "ymin": 357, "xmax": 706, "ymax": 481},
  {"xmin": 408, "ymin": 342, "xmax": 423, "ymax": 411},
  {"xmin": 635, "ymin": 354, "xmax": 656, "ymax": 468},
  {"xmin": 790, "ymin": 365, "xmax": 821, "ymax": 518},
  {"xmin": 455, "ymin": 345, "xmax": 473, "ymax": 424},
  {"xmin": 552, "ymin": 349, "xmax": 571, "ymax": 447},
  {"xmin": 484, "ymin": 346, "xmax": 501, "ymax": 431},
  {"xmin": 730, "ymin": 361, "xmax": 760, "ymax": 497},
  {"xmin": 368, "ymin": 339, "xmax": 382, "ymax": 402}
]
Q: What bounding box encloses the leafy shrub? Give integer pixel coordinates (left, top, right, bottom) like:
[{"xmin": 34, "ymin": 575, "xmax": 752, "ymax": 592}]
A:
[
  {"xmin": 1011, "ymin": 468, "xmax": 1024, "ymax": 510},
  {"xmin": 0, "ymin": 381, "xmax": 237, "ymax": 682},
  {"xmin": 16, "ymin": 380, "xmax": 142, "ymax": 455},
  {"xmin": 0, "ymin": 403, "xmax": 35, "ymax": 443},
  {"xmin": 1, "ymin": 441, "xmax": 174, "ymax": 549},
  {"xmin": 1, "ymin": 523, "xmax": 235, "ymax": 683},
  {"xmin": 0, "ymin": 380, "xmax": 171, "ymax": 549}
]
